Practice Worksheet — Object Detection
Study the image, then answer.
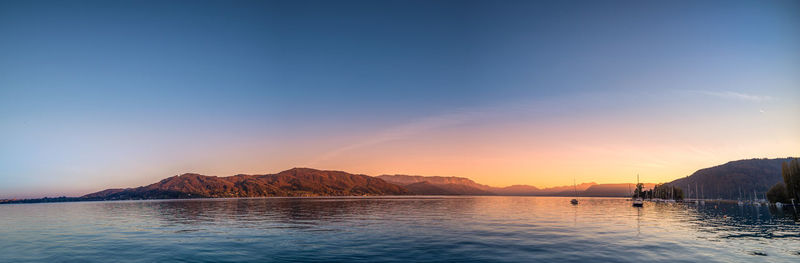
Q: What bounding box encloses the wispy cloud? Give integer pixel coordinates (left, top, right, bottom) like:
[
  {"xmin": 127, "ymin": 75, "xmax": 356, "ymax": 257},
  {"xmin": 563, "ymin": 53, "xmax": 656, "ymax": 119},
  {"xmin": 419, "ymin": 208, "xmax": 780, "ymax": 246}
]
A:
[
  {"xmin": 692, "ymin": 90, "xmax": 772, "ymax": 102},
  {"xmin": 306, "ymin": 89, "xmax": 773, "ymax": 166},
  {"xmin": 305, "ymin": 109, "xmax": 487, "ymax": 166},
  {"xmin": 302, "ymin": 91, "xmax": 648, "ymax": 166}
]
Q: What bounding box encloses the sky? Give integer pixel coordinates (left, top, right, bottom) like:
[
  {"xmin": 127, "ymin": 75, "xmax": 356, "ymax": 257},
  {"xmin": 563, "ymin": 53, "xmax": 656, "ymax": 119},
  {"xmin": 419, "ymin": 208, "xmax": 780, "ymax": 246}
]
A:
[{"xmin": 1, "ymin": 0, "xmax": 798, "ymax": 198}]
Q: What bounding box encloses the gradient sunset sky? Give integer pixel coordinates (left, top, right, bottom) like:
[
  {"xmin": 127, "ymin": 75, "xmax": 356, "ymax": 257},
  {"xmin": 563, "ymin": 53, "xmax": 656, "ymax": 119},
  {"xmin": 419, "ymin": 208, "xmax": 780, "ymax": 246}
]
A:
[{"xmin": 1, "ymin": 0, "xmax": 798, "ymax": 198}]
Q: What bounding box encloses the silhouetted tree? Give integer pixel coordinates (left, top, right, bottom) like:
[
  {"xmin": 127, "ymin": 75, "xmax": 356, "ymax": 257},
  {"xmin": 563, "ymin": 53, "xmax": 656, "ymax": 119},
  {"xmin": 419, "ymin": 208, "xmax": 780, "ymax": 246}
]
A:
[
  {"xmin": 782, "ymin": 158, "xmax": 800, "ymax": 202},
  {"xmin": 651, "ymin": 184, "xmax": 684, "ymax": 200},
  {"xmin": 633, "ymin": 183, "xmax": 644, "ymax": 198},
  {"xmin": 767, "ymin": 183, "xmax": 789, "ymax": 203}
]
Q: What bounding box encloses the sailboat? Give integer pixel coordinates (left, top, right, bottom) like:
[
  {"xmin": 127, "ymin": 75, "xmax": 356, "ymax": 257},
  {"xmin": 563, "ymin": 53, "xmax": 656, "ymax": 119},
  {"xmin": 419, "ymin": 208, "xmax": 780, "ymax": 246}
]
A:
[
  {"xmin": 632, "ymin": 174, "xmax": 643, "ymax": 207},
  {"xmin": 737, "ymin": 186, "xmax": 744, "ymax": 206},
  {"xmin": 699, "ymin": 184, "xmax": 705, "ymax": 205},
  {"xmin": 570, "ymin": 177, "xmax": 579, "ymax": 205},
  {"xmin": 753, "ymin": 190, "xmax": 761, "ymax": 206},
  {"xmin": 666, "ymin": 185, "xmax": 675, "ymax": 203}
]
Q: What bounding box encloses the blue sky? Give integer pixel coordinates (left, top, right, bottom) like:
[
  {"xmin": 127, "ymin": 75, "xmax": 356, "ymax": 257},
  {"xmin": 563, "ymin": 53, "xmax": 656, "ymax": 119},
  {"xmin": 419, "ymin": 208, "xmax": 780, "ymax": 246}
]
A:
[{"xmin": 1, "ymin": 0, "xmax": 798, "ymax": 198}]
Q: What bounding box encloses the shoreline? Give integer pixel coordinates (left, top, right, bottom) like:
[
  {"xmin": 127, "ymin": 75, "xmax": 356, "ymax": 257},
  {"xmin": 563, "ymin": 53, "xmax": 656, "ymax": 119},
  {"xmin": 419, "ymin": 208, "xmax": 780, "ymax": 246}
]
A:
[{"xmin": 3, "ymin": 195, "xmax": 792, "ymax": 205}]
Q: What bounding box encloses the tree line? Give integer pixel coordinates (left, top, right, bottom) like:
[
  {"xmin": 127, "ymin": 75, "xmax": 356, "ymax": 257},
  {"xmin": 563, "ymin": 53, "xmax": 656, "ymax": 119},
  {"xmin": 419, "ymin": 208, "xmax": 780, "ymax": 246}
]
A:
[
  {"xmin": 633, "ymin": 183, "xmax": 684, "ymax": 200},
  {"xmin": 766, "ymin": 158, "xmax": 800, "ymax": 204}
]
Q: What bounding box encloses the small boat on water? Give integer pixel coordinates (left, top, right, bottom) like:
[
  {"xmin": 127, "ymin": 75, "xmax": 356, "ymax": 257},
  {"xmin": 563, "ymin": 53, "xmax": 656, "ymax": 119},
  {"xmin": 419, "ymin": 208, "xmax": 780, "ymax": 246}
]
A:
[
  {"xmin": 699, "ymin": 184, "xmax": 705, "ymax": 205},
  {"xmin": 665, "ymin": 189, "xmax": 675, "ymax": 203},
  {"xmin": 632, "ymin": 197, "xmax": 643, "ymax": 207},
  {"xmin": 737, "ymin": 187, "xmax": 744, "ymax": 206},
  {"xmin": 752, "ymin": 190, "xmax": 762, "ymax": 206}
]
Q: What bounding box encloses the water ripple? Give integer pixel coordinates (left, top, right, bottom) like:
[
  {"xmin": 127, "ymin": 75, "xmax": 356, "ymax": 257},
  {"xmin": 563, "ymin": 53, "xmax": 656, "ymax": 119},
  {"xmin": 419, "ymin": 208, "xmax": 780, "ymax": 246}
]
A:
[{"xmin": 0, "ymin": 197, "xmax": 798, "ymax": 262}]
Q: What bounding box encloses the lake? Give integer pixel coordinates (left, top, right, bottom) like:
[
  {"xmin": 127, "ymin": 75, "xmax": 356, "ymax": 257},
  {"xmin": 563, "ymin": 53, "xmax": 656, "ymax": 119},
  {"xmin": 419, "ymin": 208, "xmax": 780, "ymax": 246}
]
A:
[{"xmin": 1, "ymin": 196, "xmax": 798, "ymax": 262}]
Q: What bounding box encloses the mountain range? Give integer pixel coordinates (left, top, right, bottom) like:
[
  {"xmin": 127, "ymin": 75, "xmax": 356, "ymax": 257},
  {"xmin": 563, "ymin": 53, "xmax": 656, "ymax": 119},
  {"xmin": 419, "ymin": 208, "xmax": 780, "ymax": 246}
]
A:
[
  {"xmin": 82, "ymin": 168, "xmax": 408, "ymax": 200},
  {"xmin": 2, "ymin": 157, "xmax": 795, "ymax": 203},
  {"xmin": 376, "ymin": 174, "xmax": 601, "ymax": 196}
]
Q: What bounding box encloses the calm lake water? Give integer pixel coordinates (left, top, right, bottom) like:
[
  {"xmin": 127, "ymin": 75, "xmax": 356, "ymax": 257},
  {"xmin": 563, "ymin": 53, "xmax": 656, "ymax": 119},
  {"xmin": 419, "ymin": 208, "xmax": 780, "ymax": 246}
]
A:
[{"xmin": 1, "ymin": 196, "xmax": 798, "ymax": 262}]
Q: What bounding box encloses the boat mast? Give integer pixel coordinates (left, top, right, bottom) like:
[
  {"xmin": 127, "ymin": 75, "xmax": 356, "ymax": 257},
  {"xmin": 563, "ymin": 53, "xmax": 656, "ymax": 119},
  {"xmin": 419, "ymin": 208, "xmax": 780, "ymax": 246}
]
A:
[
  {"xmin": 628, "ymin": 183, "xmax": 631, "ymax": 197},
  {"xmin": 573, "ymin": 177, "xmax": 578, "ymax": 197},
  {"xmin": 637, "ymin": 174, "xmax": 640, "ymax": 198}
]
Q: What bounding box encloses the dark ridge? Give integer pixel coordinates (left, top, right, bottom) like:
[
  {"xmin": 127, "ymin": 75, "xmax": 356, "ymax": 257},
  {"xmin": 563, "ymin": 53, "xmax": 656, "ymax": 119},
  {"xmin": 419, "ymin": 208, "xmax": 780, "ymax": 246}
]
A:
[{"xmin": 665, "ymin": 158, "xmax": 796, "ymax": 200}]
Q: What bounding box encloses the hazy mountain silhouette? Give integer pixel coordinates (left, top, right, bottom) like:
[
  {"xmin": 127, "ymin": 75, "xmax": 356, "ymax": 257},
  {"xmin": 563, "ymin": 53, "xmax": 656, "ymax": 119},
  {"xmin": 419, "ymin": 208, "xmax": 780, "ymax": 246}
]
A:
[
  {"xmin": 401, "ymin": 181, "xmax": 494, "ymax": 195},
  {"xmin": 377, "ymin": 175, "xmax": 494, "ymax": 195},
  {"xmin": 580, "ymin": 183, "xmax": 655, "ymax": 197},
  {"xmin": 498, "ymin": 183, "xmax": 597, "ymax": 196},
  {"xmin": 379, "ymin": 174, "xmax": 634, "ymax": 196}
]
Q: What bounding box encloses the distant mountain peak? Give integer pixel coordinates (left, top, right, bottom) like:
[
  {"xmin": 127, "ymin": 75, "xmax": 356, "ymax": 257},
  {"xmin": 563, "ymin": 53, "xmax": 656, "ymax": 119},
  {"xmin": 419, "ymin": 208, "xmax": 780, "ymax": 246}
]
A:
[{"xmin": 284, "ymin": 167, "xmax": 318, "ymax": 172}]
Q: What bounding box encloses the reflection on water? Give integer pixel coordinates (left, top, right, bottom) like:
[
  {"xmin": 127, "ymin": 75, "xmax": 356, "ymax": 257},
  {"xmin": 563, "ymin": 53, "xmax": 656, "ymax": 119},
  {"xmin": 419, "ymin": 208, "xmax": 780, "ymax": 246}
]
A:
[{"xmin": 1, "ymin": 197, "xmax": 798, "ymax": 262}]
